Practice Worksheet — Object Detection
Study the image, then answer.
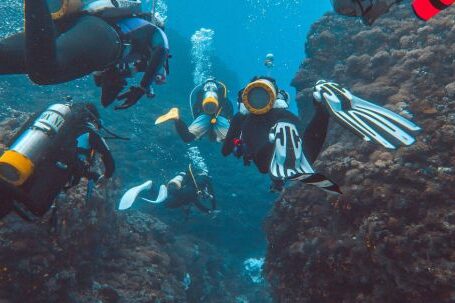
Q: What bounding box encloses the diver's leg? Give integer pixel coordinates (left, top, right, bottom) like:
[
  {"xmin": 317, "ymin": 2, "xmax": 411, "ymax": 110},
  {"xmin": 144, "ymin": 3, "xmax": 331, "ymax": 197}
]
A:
[
  {"xmin": 24, "ymin": 0, "xmax": 121, "ymax": 85},
  {"xmin": 302, "ymin": 105, "xmax": 330, "ymax": 164},
  {"xmin": 254, "ymin": 144, "xmax": 275, "ymax": 174},
  {"xmin": 50, "ymin": 16, "xmax": 122, "ymax": 82},
  {"xmin": 24, "ymin": 0, "xmax": 57, "ymax": 81},
  {"xmin": 0, "ymin": 33, "xmax": 27, "ymax": 74},
  {"xmin": 175, "ymin": 119, "xmax": 197, "ymax": 143}
]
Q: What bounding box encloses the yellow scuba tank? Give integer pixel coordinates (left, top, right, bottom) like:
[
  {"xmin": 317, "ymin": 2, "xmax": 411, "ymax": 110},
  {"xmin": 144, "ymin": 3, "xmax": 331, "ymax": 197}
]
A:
[
  {"xmin": 202, "ymin": 80, "xmax": 220, "ymax": 115},
  {"xmin": 0, "ymin": 104, "xmax": 72, "ymax": 186},
  {"xmin": 47, "ymin": 0, "xmax": 83, "ymax": 20},
  {"xmin": 242, "ymin": 78, "xmax": 277, "ymax": 115}
]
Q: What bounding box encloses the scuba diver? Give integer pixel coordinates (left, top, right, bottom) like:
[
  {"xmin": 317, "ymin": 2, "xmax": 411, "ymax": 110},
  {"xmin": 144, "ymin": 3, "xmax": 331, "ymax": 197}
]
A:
[
  {"xmin": 0, "ymin": 0, "xmax": 170, "ymax": 110},
  {"xmin": 222, "ymin": 77, "xmax": 421, "ymax": 194},
  {"xmin": 331, "ymin": 0, "xmax": 453, "ymax": 24},
  {"xmin": 118, "ymin": 165, "xmax": 217, "ymax": 218},
  {"xmin": 0, "ymin": 102, "xmax": 115, "ymax": 220},
  {"xmin": 154, "ymin": 78, "xmax": 234, "ymax": 142}
]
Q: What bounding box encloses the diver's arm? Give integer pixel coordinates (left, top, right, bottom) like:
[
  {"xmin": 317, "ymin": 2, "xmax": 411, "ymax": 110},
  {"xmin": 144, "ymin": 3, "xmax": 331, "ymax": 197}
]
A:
[
  {"xmin": 222, "ymin": 113, "xmax": 246, "ymax": 156},
  {"xmin": 192, "ymin": 199, "xmax": 211, "ymax": 214},
  {"xmin": 140, "ymin": 46, "xmax": 166, "ymax": 90},
  {"xmin": 302, "ymin": 102, "xmax": 330, "ymax": 164},
  {"xmin": 89, "ymin": 129, "xmax": 115, "ymax": 179},
  {"xmin": 115, "ymin": 46, "xmax": 165, "ymax": 110}
]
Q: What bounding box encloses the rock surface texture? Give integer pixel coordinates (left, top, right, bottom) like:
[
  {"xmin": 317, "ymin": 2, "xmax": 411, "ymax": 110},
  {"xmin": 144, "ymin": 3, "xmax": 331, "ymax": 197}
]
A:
[{"xmin": 265, "ymin": 2, "xmax": 455, "ymax": 303}]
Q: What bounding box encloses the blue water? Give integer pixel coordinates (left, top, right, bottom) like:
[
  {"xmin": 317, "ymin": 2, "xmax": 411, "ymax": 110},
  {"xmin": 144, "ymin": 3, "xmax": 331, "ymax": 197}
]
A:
[{"xmin": 167, "ymin": 1, "xmax": 332, "ymax": 112}]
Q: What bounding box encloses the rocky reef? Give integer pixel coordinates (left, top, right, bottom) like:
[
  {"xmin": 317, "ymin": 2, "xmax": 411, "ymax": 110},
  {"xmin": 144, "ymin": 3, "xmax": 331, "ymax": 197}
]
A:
[{"xmin": 265, "ymin": 2, "xmax": 455, "ymax": 303}]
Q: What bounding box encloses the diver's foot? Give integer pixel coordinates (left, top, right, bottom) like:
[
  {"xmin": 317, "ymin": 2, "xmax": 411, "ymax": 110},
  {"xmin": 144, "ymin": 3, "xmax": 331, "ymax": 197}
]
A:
[
  {"xmin": 362, "ymin": 0, "xmax": 403, "ymax": 25},
  {"xmin": 155, "ymin": 108, "xmax": 180, "ymax": 125}
]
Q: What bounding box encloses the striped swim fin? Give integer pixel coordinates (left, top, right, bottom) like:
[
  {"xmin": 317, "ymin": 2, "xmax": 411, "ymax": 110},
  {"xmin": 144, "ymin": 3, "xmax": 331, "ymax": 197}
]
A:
[{"xmin": 290, "ymin": 173, "xmax": 342, "ymax": 195}]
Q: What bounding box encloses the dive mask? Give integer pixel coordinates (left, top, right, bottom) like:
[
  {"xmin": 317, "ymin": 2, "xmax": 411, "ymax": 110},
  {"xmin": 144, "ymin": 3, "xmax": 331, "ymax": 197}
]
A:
[{"xmin": 241, "ymin": 78, "xmax": 277, "ymax": 115}]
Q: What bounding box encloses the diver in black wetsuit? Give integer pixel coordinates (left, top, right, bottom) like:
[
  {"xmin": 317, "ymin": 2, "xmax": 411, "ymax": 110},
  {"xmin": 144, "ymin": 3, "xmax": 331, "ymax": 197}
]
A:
[
  {"xmin": 0, "ymin": 0, "xmax": 170, "ymax": 109},
  {"xmin": 119, "ymin": 165, "xmax": 217, "ymax": 217},
  {"xmin": 0, "ymin": 102, "xmax": 115, "ymax": 219},
  {"xmin": 154, "ymin": 78, "xmax": 234, "ymax": 143},
  {"xmin": 222, "ymin": 77, "xmax": 421, "ymax": 194},
  {"xmin": 331, "ymin": 0, "xmax": 403, "ymax": 25}
]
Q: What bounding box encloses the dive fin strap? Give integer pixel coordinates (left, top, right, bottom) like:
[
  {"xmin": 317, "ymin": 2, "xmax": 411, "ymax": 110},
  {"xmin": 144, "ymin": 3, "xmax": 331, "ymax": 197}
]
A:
[{"xmin": 290, "ymin": 173, "xmax": 342, "ymax": 195}]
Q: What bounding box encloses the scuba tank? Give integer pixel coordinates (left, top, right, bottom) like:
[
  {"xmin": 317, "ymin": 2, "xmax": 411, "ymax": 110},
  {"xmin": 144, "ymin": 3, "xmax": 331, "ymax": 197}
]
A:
[
  {"xmin": 201, "ymin": 80, "xmax": 220, "ymax": 115},
  {"xmin": 0, "ymin": 104, "xmax": 72, "ymax": 186}
]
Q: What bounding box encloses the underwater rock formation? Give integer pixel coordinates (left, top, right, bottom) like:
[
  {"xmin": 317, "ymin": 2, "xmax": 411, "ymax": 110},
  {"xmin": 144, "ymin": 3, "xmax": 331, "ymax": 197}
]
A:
[{"xmin": 265, "ymin": 2, "xmax": 455, "ymax": 303}]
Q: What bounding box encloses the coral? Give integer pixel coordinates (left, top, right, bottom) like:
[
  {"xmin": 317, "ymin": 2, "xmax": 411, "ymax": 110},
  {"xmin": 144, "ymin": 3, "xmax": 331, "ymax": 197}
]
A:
[{"xmin": 266, "ymin": 2, "xmax": 455, "ymax": 303}]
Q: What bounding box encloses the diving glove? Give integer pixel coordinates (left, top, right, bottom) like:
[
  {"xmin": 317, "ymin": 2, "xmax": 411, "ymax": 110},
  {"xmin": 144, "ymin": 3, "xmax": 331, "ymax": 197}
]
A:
[
  {"xmin": 115, "ymin": 86, "xmax": 148, "ymax": 110},
  {"xmin": 313, "ymin": 80, "xmax": 421, "ymax": 149},
  {"xmin": 96, "ymin": 70, "xmax": 127, "ymax": 107}
]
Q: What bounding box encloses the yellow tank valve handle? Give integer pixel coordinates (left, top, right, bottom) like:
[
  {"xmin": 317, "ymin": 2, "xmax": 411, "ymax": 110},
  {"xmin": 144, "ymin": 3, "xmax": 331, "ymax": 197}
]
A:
[
  {"xmin": 0, "ymin": 150, "xmax": 35, "ymax": 186},
  {"xmin": 202, "ymin": 96, "xmax": 219, "ymax": 115}
]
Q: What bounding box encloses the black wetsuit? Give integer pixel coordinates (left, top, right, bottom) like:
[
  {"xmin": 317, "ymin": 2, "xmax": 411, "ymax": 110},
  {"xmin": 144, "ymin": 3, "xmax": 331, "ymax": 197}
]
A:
[
  {"xmin": 0, "ymin": 0, "xmax": 166, "ymax": 90},
  {"xmin": 222, "ymin": 104, "xmax": 330, "ymax": 173},
  {"xmin": 165, "ymin": 173, "xmax": 216, "ymax": 214},
  {"xmin": 176, "ymin": 82, "xmax": 234, "ymax": 142},
  {"xmin": 0, "ymin": 104, "xmax": 115, "ymax": 217}
]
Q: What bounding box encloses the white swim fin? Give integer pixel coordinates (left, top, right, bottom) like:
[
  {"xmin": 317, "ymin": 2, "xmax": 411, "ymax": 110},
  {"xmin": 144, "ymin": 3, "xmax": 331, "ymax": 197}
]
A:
[
  {"xmin": 141, "ymin": 185, "xmax": 168, "ymax": 204},
  {"xmin": 118, "ymin": 180, "xmax": 153, "ymax": 210}
]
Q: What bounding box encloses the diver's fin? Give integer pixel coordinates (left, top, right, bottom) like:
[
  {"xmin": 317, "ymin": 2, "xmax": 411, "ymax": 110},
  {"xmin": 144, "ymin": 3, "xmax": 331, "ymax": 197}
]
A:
[
  {"xmin": 141, "ymin": 185, "xmax": 168, "ymax": 204},
  {"xmin": 269, "ymin": 122, "xmax": 315, "ymax": 180},
  {"xmin": 290, "ymin": 173, "xmax": 342, "ymax": 195},
  {"xmin": 155, "ymin": 108, "xmax": 180, "ymax": 125},
  {"xmin": 213, "ymin": 116, "xmax": 230, "ymax": 142},
  {"xmin": 118, "ymin": 180, "xmax": 153, "ymax": 210},
  {"xmin": 313, "ymin": 80, "xmax": 421, "ymax": 149}
]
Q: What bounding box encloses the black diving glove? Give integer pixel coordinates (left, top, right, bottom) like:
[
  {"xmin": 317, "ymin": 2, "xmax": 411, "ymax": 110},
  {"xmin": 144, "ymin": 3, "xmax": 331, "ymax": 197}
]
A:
[
  {"xmin": 99, "ymin": 72, "xmax": 127, "ymax": 108},
  {"xmin": 115, "ymin": 86, "xmax": 148, "ymax": 110}
]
